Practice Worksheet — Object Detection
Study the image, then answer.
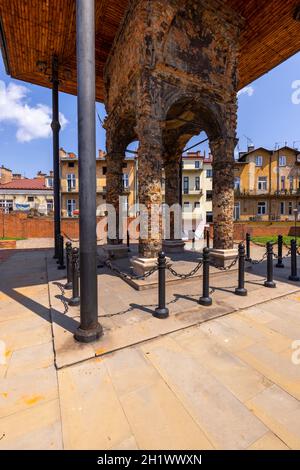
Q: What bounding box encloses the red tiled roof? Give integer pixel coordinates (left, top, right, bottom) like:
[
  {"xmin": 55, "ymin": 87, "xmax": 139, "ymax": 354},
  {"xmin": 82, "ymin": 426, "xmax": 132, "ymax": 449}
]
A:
[{"xmin": 0, "ymin": 179, "xmax": 51, "ymax": 190}]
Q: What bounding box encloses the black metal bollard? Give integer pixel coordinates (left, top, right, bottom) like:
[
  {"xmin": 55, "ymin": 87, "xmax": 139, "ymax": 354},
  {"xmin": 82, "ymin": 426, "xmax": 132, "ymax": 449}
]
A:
[
  {"xmin": 206, "ymin": 229, "xmax": 210, "ymax": 249},
  {"xmin": 53, "ymin": 233, "xmax": 58, "ymax": 259},
  {"xmin": 65, "ymin": 241, "xmax": 73, "ymax": 290},
  {"xmin": 289, "ymin": 239, "xmax": 299, "ymax": 282},
  {"xmin": 235, "ymin": 243, "xmax": 247, "ymax": 296},
  {"xmin": 245, "ymin": 233, "xmax": 251, "ymax": 261},
  {"xmin": 275, "ymin": 235, "xmax": 284, "ymax": 268},
  {"xmin": 192, "ymin": 230, "xmax": 195, "ymax": 251},
  {"xmin": 127, "ymin": 230, "xmax": 130, "ymax": 252},
  {"xmin": 199, "ymin": 247, "xmax": 212, "ymax": 306},
  {"xmin": 153, "ymin": 252, "xmax": 169, "ymax": 319},
  {"xmin": 264, "ymin": 242, "xmax": 276, "ymax": 288},
  {"xmin": 69, "ymin": 247, "xmax": 80, "ymax": 306},
  {"xmin": 57, "ymin": 235, "xmax": 66, "ymax": 270}
]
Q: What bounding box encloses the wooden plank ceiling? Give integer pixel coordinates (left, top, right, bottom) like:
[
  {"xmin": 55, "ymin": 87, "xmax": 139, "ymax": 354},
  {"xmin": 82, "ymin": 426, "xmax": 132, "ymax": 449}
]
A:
[{"xmin": 0, "ymin": 0, "xmax": 300, "ymax": 102}]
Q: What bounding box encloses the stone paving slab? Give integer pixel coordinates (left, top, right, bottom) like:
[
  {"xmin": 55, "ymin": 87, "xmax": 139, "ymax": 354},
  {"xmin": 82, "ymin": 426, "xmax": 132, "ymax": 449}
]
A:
[{"xmin": 1, "ymin": 248, "xmax": 300, "ymax": 450}]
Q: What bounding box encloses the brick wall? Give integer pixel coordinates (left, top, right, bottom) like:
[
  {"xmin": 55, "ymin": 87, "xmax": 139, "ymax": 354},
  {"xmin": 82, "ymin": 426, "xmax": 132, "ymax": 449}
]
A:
[{"xmin": 209, "ymin": 223, "xmax": 300, "ymax": 241}]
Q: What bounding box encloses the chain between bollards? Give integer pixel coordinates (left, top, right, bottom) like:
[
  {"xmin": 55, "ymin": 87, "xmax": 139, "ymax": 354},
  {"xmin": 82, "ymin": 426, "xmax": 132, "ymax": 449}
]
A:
[
  {"xmin": 65, "ymin": 241, "xmax": 73, "ymax": 290},
  {"xmin": 69, "ymin": 247, "xmax": 80, "ymax": 306},
  {"xmin": 245, "ymin": 233, "xmax": 251, "ymax": 262},
  {"xmin": 235, "ymin": 243, "xmax": 247, "ymax": 296},
  {"xmin": 57, "ymin": 234, "xmax": 66, "ymax": 270},
  {"xmin": 275, "ymin": 234, "xmax": 284, "ymax": 268},
  {"xmin": 264, "ymin": 242, "xmax": 276, "ymax": 288},
  {"xmin": 199, "ymin": 247, "xmax": 212, "ymax": 306},
  {"xmin": 153, "ymin": 252, "xmax": 169, "ymax": 319},
  {"xmin": 289, "ymin": 239, "xmax": 299, "ymax": 282}
]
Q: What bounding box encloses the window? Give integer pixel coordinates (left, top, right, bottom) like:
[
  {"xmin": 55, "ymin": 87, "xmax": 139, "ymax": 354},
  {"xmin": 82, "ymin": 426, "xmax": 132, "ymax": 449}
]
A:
[
  {"xmin": 0, "ymin": 200, "xmax": 13, "ymax": 214},
  {"xmin": 102, "ymin": 167, "xmax": 107, "ymax": 175},
  {"xmin": 195, "ymin": 161, "xmax": 200, "ymax": 169},
  {"xmin": 67, "ymin": 199, "xmax": 76, "ymax": 217},
  {"xmin": 194, "ymin": 202, "xmax": 200, "ymax": 209},
  {"xmin": 46, "ymin": 177, "xmax": 53, "ymax": 188},
  {"xmin": 280, "ymin": 202, "xmax": 285, "ymax": 216},
  {"xmin": 234, "ymin": 177, "xmax": 240, "ymax": 191},
  {"xmin": 255, "ymin": 156, "xmax": 263, "ymax": 167},
  {"xmin": 279, "ymin": 156, "xmax": 286, "ymax": 167},
  {"xmin": 47, "ymin": 200, "xmax": 53, "ymax": 213},
  {"xmin": 27, "ymin": 196, "xmax": 34, "ymax": 202},
  {"xmin": 206, "ymin": 190, "xmax": 213, "ymax": 201},
  {"xmin": 289, "ymin": 202, "xmax": 293, "ymax": 216},
  {"xmin": 122, "ymin": 173, "xmax": 129, "ymax": 189},
  {"xmin": 289, "ymin": 177, "xmax": 294, "ymax": 190},
  {"xmin": 183, "ymin": 202, "xmax": 190, "ymax": 211},
  {"xmin": 183, "ymin": 177, "xmax": 189, "ymax": 195},
  {"xmin": 257, "ymin": 201, "xmax": 267, "ymax": 215},
  {"xmin": 234, "ymin": 203, "xmax": 240, "ymax": 221},
  {"xmin": 206, "ymin": 169, "xmax": 213, "ymax": 178},
  {"xmin": 67, "ymin": 174, "xmax": 76, "ymax": 191},
  {"xmin": 68, "ymin": 162, "xmax": 75, "ymax": 168},
  {"xmin": 206, "ymin": 211, "xmax": 213, "ymax": 223},
  {"xmin": 281, "ymin": 176, "xmax": 285, "ymax": 191},
  {"xmin": 258, "ymin": 177, "xmax": 267, "ymax": 191},
  {"xmin": 195, "ymin": 176, "xmax": 200, "ymax": 190}
]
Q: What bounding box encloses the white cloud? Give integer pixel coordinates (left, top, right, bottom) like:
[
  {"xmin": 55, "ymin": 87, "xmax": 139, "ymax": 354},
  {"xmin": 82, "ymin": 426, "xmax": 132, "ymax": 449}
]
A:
[
  {"xmin": 0, "ymin": 80, "xmax": 68, "ymax": 142},
  {"xmin": 237, "ymin": 86, "xmax": 254, "ymax": 98}
]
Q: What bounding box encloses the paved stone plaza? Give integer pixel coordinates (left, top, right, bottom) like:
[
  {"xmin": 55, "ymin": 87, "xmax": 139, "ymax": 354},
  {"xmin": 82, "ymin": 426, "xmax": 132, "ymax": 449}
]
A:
[{"xmin": 1, "ymin": 244, "xmax": 300, "ymax": 449}]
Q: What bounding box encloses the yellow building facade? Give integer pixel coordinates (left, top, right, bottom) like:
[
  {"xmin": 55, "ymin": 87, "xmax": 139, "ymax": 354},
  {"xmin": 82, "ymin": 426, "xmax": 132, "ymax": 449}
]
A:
[
  {"xmin": 60, "ymin": 149, "xmax": 137, "ymax": 217},
  {"xmin": 234, "ymin": 146, "xmax": 300, "ymax": 221}
]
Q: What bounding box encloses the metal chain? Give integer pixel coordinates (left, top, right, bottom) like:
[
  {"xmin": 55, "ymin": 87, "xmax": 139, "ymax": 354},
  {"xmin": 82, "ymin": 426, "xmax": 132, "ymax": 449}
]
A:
[
  {"xmin": 166, "ymin": 260, "xmax": 203, "ymax": 279},
  {"xmin": 104, "ymin": 259, "xmax": 158, "ymax": 281},
  {"xmin": 210, "ymin": 254, "xmax": 239, "ymax": 271},
  {"xmin": 246, "ymin": 251, "xmax": 268, "ymax": 265}
]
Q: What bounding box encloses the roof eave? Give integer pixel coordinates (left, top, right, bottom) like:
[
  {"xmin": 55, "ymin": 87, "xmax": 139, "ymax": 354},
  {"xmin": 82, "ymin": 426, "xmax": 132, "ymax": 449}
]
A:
[{"xmin": 0, "ymin": 16, "xmax": 11, "ymax": 75}]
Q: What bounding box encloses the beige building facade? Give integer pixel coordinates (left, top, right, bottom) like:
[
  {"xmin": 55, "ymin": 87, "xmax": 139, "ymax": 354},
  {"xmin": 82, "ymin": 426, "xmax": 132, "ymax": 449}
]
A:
[{"xmin": 234, "ymin": 145, "xmax": 300, "ymax": 221}]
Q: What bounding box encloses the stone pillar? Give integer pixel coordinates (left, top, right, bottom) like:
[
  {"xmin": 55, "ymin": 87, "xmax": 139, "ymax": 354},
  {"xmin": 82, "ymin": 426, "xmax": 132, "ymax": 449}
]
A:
[
  {"xmin": 210, "ymin": 137, "xmax": 237, "ymax": 267},
  {"xmin": 131, "ymin": 115, "xmax": 163, "ymax": 275},
  {"xmin": 163, "ymin": 151, "xmax": 185, "ymax": 253}
]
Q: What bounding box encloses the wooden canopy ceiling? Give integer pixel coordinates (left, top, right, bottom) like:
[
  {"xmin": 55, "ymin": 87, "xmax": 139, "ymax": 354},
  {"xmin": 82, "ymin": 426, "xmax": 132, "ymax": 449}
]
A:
[{"xmin": 0, "ymin": 0, "xmax": 300, "ymax": 102}]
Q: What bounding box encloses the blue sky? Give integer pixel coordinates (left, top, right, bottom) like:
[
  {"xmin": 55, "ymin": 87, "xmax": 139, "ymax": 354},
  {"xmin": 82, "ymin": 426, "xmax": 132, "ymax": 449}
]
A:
[{"xmin": 0, "ymin": 51, "xmax": 300, "ymax": 177}]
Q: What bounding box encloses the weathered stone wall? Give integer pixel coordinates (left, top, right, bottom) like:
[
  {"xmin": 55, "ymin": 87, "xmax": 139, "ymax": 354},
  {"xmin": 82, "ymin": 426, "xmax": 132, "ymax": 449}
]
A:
[{"xmin": 104, "ymin": 0, "xmax": 244, "ymax": 256}]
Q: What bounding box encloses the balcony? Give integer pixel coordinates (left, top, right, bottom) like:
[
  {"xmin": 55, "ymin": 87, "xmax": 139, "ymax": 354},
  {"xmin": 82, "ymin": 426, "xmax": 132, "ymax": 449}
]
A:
[
  {"xmin": 187, "ymin": 189, "xmax": 203, "ymax": 196},
  {"xmin": 235, "ymin": 188, "xmax": 300, "ymax": 198},
  {"xmin": 183, "ymin": 163, "xmax": 203, "ymax": 171}
]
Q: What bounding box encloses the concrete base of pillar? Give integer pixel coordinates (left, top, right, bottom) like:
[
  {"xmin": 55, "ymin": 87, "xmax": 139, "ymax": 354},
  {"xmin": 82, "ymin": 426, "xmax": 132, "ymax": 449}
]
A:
[
  {"xmin": 162, "ymin": 239, "xmax": 185, "ymax": 253},
  {"xmin": 131, "ymin": 256, "xmax": 158, "ymax": 276},
  {"xmin": 103, "ymin": 244, "xmax": 128, "ymax": 259},
  {"xmin": 209, "ymin": 248, "xmax": 238, "ymax": 268}
]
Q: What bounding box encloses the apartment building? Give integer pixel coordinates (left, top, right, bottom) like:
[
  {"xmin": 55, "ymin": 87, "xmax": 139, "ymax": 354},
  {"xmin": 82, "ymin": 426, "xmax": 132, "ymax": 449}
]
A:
[
  {"xmin": 181, "ymin": 152, "xmax": 213, "ymax": 237},
  {"xmin": 234, "ymin": 145, "xmax": 300, "ymax": 221},
  {"xmin": 0, "ymin": 168, "xmax": 54, "ymax": 214},
  {"xmin": 60, "ymin": 148, "xmax": 137, "ymax": 217}
]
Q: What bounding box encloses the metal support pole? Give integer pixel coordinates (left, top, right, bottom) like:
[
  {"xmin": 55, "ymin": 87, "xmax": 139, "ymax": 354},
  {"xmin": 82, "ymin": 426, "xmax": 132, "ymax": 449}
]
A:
[
  {"xmin": 206, "ymin": 228, "xmax": 210, "ymax": 249},
  {"xmin": 65, "ymin": 241, "xmax": 73, "ymax": 289},
  {"xmin": 74, "ymin": 0, "xmax": 102, "ymax": 342},
  {"xmin": 235, "ymin": 243, "xmax": 247, "ymax": 296},
  {"xmin": 199, "ymin": 247, "xmax": 212, "ymax": 306},
  {"xmin": 275, "ymin": 234, "xmax": 284, "ymax": 268},
  {"xmin": 51, "ymin": 56, "xmax": 61, "ymax": 259},
  {"xmin": 69, "ymin": 247, "xmax": 80, "ymax": 306},
  {"xmin": 127, "ymin": 229, "xmax": 130, "ymax": 252},
  {"xmin": 153, "ymin": 252, "xmax": 169, "ymax": 319},
  {"xmin": 289, "ymin": 239, "xmax": 299, "ymax": 282},
  {"xmin": 245, "ymin": 233, "xmax": 251, "ymax": 261},
  {"xmin": 57, "ymin": 235, "xmax": 66, "ymax": 270},
  {"xmin": 264, "ymin": 242, "xmax": 276, "ymax": 288}
]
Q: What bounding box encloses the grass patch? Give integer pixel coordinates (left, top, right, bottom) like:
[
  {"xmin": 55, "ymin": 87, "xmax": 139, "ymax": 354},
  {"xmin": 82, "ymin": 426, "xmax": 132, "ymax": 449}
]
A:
[
  {"xmin": 0, "ymin": 237, "xmax": 26, "ymax": 241},
  {"xmin": 252, "ymin": 236, "xmax": 300, "ymax": 245}
]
